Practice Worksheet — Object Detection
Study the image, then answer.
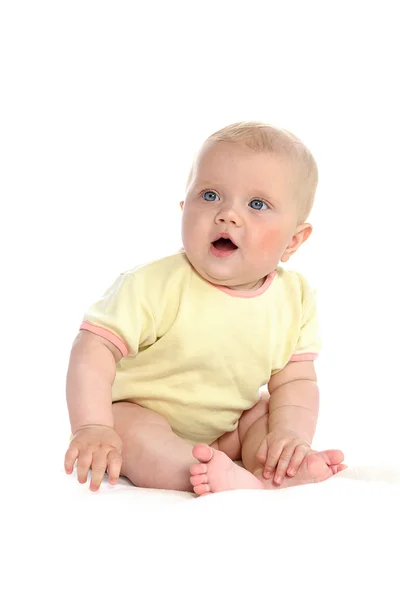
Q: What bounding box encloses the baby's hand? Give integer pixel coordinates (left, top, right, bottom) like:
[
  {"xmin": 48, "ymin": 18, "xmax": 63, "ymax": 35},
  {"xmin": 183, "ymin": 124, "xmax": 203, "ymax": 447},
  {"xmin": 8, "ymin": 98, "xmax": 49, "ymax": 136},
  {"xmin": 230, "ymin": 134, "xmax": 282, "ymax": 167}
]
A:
[
  {"xmin": 64, "ymin": 425, "xmax": 123, "ymax": 492},
  {"xmin": 256, "ymin": 429, "xmax": 311, "ymax": 486}
]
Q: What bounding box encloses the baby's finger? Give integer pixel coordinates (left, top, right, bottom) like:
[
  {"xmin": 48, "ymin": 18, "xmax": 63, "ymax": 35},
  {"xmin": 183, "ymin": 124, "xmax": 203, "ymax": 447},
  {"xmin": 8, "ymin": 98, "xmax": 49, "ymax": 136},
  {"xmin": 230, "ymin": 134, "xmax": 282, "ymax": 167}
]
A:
[
  {"xmin": 64, "ymin": 445, "xmax": 79, "ymax": 474},
  {"xmin": 255, "ymin": 438, "xmax": 268, "ymax": 465},
  {"xmin": 287, "ymin": 444, "xmax": 310, "ymax": 477},
  {"xmin": 76, "ymin": 450, "xmax": 93, "ymax": 484},
  {"xmin": 274, "ymin": 445, "xmax": 296, "ymax": 485},
  {"xmin": 263, "ymin": 442, "xmax": 284, "ymax": 479},
  {"xmin": 107, "ymin": 449, "xmax": 122, "ymax": 484},
  {"xmin": 90, "ymin": 450, "xmax": 109, "ymax": 491}
]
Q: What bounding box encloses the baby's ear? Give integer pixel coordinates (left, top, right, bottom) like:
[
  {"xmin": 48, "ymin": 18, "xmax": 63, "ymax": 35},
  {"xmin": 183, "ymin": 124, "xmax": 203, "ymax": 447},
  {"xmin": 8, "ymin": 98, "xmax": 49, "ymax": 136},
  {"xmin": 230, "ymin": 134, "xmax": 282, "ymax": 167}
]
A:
[
  {"xmin": 281, "ymin": 223, "xmax": 312, "ymax": 262},
  {"xmin": 297, "ymin": 223, "xmax": 312, "ymax": 245},
  {"xmin": 180, "ymin": 201, "xmax": 184, "ymax": 211}
]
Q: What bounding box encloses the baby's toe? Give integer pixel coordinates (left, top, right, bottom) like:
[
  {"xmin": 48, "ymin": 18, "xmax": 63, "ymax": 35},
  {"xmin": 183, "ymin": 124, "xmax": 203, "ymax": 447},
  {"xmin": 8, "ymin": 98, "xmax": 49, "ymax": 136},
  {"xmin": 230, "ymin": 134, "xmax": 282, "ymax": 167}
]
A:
[
  {"xmin": 190, "ymin": 474, "xmax": 208, "ymax": 487},
  {"xmin": 333, "ymin": 464, "xmax": 347, "ymax": 474},
  {"xmin": 193, "ymin": 483, "xmax": 211, "ymax": 495},
  {"xmin": 190, "ymin": 463, "xmax": 208, "ymax": 476}
]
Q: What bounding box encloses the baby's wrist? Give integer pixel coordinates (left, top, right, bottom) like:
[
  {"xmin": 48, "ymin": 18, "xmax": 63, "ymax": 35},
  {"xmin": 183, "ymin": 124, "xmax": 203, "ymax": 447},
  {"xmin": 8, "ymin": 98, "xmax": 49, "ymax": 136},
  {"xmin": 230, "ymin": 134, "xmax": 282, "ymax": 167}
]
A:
[{"xmin": 72, "ymin": 423, "xmax": 115, "ymax": 436}]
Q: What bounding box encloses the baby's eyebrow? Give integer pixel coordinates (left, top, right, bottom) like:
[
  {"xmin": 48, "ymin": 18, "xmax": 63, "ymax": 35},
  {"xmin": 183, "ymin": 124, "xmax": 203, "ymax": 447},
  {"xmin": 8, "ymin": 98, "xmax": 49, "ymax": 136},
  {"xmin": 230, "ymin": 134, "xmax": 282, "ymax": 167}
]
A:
[
  {"xmin": 194, "ymin": 180, "xmax": 219, "ymax": 188},
  {"xmin": 252, "ymin": 190, "xmax": 277, "ymax": 203}
]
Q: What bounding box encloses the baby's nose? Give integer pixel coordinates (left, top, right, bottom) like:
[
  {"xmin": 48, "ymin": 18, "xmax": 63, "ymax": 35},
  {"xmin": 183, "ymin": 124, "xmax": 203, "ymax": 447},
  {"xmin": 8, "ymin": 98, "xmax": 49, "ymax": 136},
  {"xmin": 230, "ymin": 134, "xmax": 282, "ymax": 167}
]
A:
[{"xmin": 216, "ymin": 209, "xmax": 242, "ymax": 225}]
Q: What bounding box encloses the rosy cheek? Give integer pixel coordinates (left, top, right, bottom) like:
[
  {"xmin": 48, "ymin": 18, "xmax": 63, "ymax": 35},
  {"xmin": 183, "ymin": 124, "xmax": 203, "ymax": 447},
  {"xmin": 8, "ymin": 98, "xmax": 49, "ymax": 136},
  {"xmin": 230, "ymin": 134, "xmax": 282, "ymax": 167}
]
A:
[{"xmin": 257, "ymin": 227, "xmax": 284, "ymax": 252}]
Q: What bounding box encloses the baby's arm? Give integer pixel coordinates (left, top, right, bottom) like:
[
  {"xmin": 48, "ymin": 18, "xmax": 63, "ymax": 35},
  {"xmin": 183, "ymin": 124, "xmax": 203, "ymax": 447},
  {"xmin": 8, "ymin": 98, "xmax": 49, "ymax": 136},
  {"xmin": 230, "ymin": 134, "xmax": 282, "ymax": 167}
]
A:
[
  {"xmin": 260, "ymin": 361, "xmax": 319, "ymax": 484},
  {"xmin": 64, "ymin": 330, "xmax": 123, "ymax": 490},
  {"xmin": 268, "ymin": 360, "xmax": 319, "ymax": 443},
  {"xmin": 66, "ymin": 330, "xmax": 122, "ymax": 432}
]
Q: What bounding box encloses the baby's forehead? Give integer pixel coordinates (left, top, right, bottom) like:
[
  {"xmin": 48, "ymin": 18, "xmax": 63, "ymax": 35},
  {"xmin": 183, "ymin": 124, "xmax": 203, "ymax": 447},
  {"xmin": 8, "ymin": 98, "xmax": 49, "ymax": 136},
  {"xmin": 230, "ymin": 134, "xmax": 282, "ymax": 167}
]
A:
[{"xmin": 193, "ymin": 141, "xmax": 300, "ymax": 187}]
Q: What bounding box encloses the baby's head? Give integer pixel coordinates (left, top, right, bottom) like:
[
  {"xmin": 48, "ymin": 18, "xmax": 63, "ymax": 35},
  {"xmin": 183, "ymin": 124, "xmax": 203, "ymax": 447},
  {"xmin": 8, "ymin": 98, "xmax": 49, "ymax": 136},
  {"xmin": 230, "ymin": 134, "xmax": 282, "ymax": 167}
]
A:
[{"xmin": 180, "ymin": 121, "xmax": 318, "ymax": 291}]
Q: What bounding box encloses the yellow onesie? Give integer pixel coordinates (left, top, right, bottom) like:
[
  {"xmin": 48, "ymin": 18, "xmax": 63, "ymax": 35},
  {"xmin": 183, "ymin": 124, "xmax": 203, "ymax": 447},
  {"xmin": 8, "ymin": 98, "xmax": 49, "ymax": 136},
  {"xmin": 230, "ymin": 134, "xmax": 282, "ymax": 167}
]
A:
[{"xmin": 80, "ymin": 251, "xmax": 321, "ymax": 445}]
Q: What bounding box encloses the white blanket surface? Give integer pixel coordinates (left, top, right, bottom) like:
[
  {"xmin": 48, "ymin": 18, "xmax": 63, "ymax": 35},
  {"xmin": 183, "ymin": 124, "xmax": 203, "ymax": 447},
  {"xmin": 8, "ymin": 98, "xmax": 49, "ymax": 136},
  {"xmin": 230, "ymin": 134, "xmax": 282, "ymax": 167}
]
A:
[{"xmin": 9, "ymin": 466, "xmax": 400, "ymax": 600}]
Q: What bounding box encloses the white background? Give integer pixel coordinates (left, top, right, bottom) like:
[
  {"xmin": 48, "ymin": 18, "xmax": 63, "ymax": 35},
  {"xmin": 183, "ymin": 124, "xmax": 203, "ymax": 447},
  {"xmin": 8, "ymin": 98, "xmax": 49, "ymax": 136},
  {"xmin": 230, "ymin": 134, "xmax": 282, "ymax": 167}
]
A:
[{"xmin": 1, "ymin": 0, "xmax": 400, "ymax": 490}]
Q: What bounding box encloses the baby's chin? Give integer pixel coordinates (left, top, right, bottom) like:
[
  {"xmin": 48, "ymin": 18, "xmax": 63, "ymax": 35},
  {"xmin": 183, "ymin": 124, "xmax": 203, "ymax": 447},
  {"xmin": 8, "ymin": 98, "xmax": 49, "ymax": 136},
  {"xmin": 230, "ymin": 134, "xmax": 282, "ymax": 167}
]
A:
[
  {"xmin": 184, "ymin": 248, "xmax": 271, "ymax": 290},
  {"xmin": 197, "ymin": 264, "xmax": 265, "ymax": 291}
]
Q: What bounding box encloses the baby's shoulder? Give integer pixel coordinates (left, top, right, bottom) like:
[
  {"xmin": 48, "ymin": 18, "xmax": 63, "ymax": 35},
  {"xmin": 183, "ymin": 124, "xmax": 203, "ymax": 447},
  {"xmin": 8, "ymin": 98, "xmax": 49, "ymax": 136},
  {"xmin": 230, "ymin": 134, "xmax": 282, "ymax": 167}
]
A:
[
  {"xmin": 123, "ymin": 250, "xmax": 192, "ymax": 299},
  {"xmin": 274, "ymin": 266, "xmax": 316, "ymax": 305}
]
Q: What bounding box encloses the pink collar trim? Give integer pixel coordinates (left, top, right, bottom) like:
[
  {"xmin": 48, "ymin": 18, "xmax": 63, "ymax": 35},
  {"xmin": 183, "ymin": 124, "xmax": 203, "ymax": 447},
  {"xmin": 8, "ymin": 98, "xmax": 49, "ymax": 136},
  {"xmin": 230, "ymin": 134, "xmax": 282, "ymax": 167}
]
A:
[{"xmin": 210, "ymin": 270, "xmax": 277, "ymax": 298}]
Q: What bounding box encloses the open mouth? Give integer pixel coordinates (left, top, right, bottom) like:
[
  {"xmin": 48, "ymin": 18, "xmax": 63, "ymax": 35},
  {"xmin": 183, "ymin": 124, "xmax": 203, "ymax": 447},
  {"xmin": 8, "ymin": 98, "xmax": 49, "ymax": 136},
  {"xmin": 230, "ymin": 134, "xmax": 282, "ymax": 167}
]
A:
[
  {"xmin": 212, "ymin": 238, "xmax": 238, "ymax": 251},
  {"xmin": 210, "ymin": 236, "xmax": 238, "ymax": 258}
]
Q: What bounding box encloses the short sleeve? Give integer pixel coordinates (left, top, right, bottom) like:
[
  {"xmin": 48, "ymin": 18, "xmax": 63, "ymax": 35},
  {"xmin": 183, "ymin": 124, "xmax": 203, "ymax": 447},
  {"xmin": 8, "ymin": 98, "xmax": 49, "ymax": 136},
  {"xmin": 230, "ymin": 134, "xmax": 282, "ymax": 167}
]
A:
[
  {"xmin": 79, "ymin": 273, "xmax": 156, "ymax": 358},
  {"xmin": 290, "ymin": 275, "xmax": 322, "ymax": 362}
]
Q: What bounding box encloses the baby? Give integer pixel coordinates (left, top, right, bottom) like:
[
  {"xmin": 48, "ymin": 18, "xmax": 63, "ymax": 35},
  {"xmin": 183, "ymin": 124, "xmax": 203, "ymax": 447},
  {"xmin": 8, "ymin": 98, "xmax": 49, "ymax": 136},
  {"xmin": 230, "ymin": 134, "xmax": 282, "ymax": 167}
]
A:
[{"xmin": 65, "ymin": 121, "xmax": 346, "ymax": 494}]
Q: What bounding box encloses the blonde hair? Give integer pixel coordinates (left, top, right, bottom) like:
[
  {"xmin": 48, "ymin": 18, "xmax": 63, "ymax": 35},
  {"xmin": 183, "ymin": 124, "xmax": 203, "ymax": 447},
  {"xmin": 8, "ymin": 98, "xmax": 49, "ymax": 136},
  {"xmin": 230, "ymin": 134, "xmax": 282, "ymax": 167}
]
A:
[{"xmin": 187, "ymin": 121, "xmax": 318, "ymax": 222}]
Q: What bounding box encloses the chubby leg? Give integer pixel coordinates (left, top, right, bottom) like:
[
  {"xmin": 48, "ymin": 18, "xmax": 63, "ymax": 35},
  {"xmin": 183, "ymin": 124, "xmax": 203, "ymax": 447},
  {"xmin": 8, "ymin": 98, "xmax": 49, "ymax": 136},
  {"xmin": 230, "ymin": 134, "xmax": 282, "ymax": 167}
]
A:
[
  {"xmin": 216, "ymin": 392, "xmax": 270, "ymax": 460},
  {"xmin": 113, "ymin": 401, "xmax": 201, "ymax": 491},
  {"xmin": 112, "ymin": 396, "xmax": 268, "ymax": 492}
]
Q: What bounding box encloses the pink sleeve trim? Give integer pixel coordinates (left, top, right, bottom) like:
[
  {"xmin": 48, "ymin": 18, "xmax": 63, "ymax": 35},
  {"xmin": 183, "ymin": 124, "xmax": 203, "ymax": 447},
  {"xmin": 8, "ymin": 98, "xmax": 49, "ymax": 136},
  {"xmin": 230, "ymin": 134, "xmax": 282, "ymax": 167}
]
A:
[
  {"xmin": 289, "ymin": 353, "xmax": 318, "ymax": 362},
  {"xmin": 79, "ymin": 321, "xmax": 129, "ymax": 357}
]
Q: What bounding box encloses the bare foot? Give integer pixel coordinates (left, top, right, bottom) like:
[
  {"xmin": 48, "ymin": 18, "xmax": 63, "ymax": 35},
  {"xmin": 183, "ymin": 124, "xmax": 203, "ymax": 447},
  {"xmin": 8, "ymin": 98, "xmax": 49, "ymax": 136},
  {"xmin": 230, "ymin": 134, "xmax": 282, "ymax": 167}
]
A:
[
  {"xmin": 274, "ymin": 449, "xmax": 347, "ymax": 487},
  {"xmin": 190, "ymin": 445, "xmax": 346, "ymax": 496},
  {"xmin": 190, "ymin": 445, "xmax": 263, "ymax": 495}
]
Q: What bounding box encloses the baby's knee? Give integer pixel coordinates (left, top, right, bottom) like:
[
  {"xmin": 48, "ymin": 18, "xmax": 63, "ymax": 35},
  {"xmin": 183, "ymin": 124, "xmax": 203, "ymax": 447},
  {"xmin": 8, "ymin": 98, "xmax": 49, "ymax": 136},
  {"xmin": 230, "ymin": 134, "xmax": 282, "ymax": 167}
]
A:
[
  {"xmin": 238, "ymin": 394, "xmax": 269, "ymax": 442},
  {"xmin": 113, "ymin": 401, "xmax": 172, "ymax": 437}
]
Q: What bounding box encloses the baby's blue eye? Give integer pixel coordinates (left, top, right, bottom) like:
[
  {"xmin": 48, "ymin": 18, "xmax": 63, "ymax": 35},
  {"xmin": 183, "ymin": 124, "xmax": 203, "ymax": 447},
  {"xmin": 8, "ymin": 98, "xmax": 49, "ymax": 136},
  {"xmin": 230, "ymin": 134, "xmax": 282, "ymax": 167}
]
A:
[
  {"xmin": 249, "ymin": 199, "xmax": 267, "ymax": 211},
  {"xmin": 203, "ymin": 191, "xmax": 219, "ymax": 202}
]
